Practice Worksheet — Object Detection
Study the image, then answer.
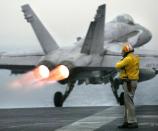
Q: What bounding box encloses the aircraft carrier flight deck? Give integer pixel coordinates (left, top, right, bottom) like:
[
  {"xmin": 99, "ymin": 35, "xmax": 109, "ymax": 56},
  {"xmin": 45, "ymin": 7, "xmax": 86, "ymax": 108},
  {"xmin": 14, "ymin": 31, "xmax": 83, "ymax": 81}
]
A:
[{"xmin": 0, "ymin": 105, "xmax": 158, "ymax": 131}]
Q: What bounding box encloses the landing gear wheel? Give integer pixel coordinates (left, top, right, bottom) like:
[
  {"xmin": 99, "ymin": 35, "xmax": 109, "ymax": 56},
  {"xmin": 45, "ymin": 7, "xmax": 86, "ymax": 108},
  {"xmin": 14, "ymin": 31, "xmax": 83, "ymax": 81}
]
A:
[
  {"xmin": 54, "ymin": 92, "xmax": 63, "ymax": 107},
  {"xmin": 119, "ymin": 92, "xmax": 124, "ymax": 105}
]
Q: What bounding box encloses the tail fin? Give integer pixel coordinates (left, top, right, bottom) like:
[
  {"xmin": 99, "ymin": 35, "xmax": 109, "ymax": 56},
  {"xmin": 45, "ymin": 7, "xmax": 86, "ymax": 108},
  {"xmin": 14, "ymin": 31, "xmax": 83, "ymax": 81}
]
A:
[
  {"xmin": 81, "ymin": 4, "xmax": 106, "ymax": 55},
  {"xmin": 21, "ymin": 4, "xmax": 59, "ymax": 54}
]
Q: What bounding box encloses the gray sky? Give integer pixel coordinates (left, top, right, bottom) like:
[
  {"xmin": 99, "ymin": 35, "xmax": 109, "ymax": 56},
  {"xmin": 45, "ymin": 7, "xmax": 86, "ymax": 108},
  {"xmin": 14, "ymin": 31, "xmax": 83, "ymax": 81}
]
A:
[
  {"xmin": 0, "ymin": 0, "xmax": 158, "ymax": 108},
  {"xmin": 0, "ymin": 0, "xmax": 158, "ymax": 51}
]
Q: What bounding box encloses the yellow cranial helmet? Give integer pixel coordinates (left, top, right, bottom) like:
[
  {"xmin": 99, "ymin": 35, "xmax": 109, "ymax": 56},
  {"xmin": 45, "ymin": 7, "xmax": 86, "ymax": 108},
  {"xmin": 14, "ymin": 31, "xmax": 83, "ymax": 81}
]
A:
[{"xmin": 122, "ymin": 42, "xmax": 134, "ymax": 53}]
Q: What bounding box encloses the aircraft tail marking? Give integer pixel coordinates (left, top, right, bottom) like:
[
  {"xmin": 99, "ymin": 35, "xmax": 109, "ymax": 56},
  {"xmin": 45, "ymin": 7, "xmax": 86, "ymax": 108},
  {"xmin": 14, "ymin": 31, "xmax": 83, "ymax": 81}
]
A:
[
  {"xmin": 22, "ymin": 4, "xmax": 59, "ymax": 54},
  {"xmin": 81, "ymin": 4, "xmax": 106, "ymax": 55}
]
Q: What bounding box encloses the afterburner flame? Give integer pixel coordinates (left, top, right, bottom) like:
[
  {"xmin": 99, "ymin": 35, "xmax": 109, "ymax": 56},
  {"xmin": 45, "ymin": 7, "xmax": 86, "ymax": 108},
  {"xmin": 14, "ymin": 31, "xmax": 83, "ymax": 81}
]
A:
[
  {"xmin": 10, "ymin": 65, "xmax": 69, "ymax": 89},
  {"xmin": 59, "ymin": 65, "xmax": 70, "ymax": 79},
  {"xmin": 10, "ymin": 65, "xmax": 50, "ymax": 89},
  {"xmin": 34, "ymin": 65, "xmax": 50, "ymax": 79},
  {"xmin": 49, "ymin": 65, "xmax": 70, "ymax": 81}
]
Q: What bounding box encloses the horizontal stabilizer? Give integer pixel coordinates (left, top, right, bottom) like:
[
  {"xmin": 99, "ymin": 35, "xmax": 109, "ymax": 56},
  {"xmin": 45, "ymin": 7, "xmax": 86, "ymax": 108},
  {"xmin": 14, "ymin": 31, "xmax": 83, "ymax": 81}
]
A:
[
  {"xmin": 22, "ymin": 4, "xmax": 59, "ymax": 54},
  {"xmin": 81, "ymin": 4, "xmax": 106, "ymax": 55}
]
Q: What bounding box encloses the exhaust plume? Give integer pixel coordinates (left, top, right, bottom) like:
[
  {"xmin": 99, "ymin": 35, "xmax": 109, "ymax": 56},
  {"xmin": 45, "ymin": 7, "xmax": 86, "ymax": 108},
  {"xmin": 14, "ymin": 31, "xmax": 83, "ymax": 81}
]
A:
[{"xmin": 10, "ymin": 65, "xmax": 70, "ymax": 89}]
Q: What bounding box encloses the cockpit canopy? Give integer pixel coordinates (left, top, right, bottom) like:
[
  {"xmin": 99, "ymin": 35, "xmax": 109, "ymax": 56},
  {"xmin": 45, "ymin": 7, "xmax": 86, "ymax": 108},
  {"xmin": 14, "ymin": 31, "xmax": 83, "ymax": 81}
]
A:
[{"xmin": 113, "ymin": 14, "xmax": 134, "ymax": 25}]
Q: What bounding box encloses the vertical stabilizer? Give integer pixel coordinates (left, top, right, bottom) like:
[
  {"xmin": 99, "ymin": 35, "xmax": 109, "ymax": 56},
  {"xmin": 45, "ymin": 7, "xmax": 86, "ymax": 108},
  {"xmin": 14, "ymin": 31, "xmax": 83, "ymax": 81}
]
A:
[
  {"xmin": 81, "ymin": 4, "xmax": 106, "ymax": 55},
  {"xmin": 22, "ymin": 4, "xmax": 59, "ymax": 54}
]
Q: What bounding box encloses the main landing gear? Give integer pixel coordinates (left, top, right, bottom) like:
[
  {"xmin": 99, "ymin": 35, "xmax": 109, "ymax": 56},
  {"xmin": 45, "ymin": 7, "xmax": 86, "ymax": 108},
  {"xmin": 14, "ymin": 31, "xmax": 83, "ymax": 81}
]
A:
[{"xmin": 54, "ymin": 82, "xmax": 75, "ymax": 107}]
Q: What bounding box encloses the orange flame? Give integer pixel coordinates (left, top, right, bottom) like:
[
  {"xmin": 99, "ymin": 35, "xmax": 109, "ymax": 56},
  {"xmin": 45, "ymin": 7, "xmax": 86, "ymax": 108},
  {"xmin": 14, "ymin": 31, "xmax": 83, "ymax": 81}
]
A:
[
  {"xmin": 48, "ymin": 65, "xmax": 70, "ymax": 81},
  {"xmin": 10, "ymin": 65, "xmax": 70, "ymax": 89},
  {"xmin": 34, "ymin": 65, "xmax": 50, "ymax": 80}
]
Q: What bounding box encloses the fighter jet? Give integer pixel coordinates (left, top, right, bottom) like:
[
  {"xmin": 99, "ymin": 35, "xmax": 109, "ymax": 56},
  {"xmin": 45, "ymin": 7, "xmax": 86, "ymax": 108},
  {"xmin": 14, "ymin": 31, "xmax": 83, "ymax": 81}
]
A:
[{"xmin": 0, "ymin": 4, "xmax": 158, "ymax": 107}]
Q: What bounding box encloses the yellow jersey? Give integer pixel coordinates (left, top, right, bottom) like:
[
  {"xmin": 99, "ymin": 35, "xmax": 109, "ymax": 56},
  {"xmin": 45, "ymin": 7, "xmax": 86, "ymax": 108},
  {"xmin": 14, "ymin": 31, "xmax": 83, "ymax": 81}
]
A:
[{"xmin": 115, "ymin": 53, "xmax": 140, "ymax": 80}]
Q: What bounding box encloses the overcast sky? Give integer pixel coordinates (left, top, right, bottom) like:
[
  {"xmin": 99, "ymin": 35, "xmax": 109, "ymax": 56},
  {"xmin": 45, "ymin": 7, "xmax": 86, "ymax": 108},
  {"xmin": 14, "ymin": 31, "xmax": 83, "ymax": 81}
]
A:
[
  {"xmin": 0, "ymin": 0, "xmax": 158, "ymax": 52},
  {"xmin": 0, "ymin": 0, "xmax": 158, "ymax": 108}
]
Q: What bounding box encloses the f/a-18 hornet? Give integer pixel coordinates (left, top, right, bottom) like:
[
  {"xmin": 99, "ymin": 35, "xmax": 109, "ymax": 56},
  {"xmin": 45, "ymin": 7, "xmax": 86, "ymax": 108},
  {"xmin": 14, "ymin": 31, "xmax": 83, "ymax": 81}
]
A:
[{"xmin": 0, "ymin": 4, "xmax": 158, "ymax": 107}]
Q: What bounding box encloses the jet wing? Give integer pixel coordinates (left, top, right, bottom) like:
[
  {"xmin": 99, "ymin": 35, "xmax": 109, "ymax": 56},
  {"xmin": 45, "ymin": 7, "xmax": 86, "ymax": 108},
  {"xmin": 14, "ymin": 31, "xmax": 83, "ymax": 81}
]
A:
[{"xmin": 0, "ymin": 53, "xmax": 44, "ymax": 74}]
